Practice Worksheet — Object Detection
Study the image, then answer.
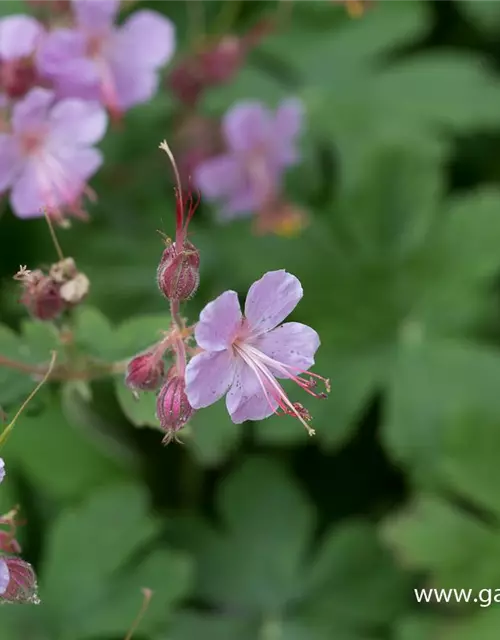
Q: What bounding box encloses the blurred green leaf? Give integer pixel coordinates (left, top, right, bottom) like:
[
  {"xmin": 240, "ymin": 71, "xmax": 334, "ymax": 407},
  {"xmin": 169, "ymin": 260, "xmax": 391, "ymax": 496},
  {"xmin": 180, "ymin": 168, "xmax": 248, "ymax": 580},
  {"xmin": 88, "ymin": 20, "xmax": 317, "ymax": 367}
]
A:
[
  {"xmin": 187, "ymin": 398, "xmax": 241, "ymax": 466},
  {"xmin": 114, "ymin": 378, "xmax": 159, "ymax": 428},
  {"xmin": 5, "ymin": 399, "xmax": 130, "ymax": 501}
]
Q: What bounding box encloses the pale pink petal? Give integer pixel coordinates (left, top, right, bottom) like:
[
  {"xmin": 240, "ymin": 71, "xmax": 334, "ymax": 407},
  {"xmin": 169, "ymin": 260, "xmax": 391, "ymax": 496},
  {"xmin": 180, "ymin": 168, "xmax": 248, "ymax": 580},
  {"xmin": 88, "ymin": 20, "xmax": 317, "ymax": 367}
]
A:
[
  {"xmin": 244, "ymin": 270, "xmax": 303, "ymax": 335},
  {"xmin": 0, "ymin": 135, "xmax": 22, "ymax": 191},
  {"xmin": 252, "ymin": 322, "xmax": 319, "ymax": 377},
  {"xmin": 226, "ymin": 359, "xmax": 278, "ymax": 423},
  {"xmin": 223, "ymin": 102, "xmax": 273, "ymax": 153},
  {"xmin": 222, "ymin": 186, "xmax": 260, "ymax": 218},
  {"xmin": 0, "ymin": 15, "xmax": 43, "ymax": 60},
  {"xmin": 36, "ymin": 29, "xmax": 99, "ymax": 100},
  {"xmin": 11, "ymin": 88, "xmax": 54, "ymax": 132},
  {"xmin": 48, "ymin": 99, "xmax": 107, "ymax": 145},
  {"xmin": 109, "ymin": 62, "xmax": 158, "ymax": 110},
  {"xmin": 185, "ymin": 349, "xmax": 236, "ymax": 409},
  {"xmin": 194, "ymin": 154, "xmax": 245, "ymax": 200},
  {"xmin": 10, "ymin": 160, "xmax": 43, "ymax": 218},
  {"xmin": 195, "ymin": 290, "xmax": 242, "ymax": 351},
  {"xmin": 0, "ymin": 558, "xmax": 9, "ymax": 596},
  {"xmin": 273, "ymin": 98, "xmax": 303, "ymax": 165},
  {"xmin": 0, "ymin": 458, "xmax": 5, "ymax": 484},
  {"xmin": 115, "ymin": 10, "xmax": 175, "ymax": 69},
  {"xmin": 72, "ymin": 0, "xmax": 119, "ymax": 30}
]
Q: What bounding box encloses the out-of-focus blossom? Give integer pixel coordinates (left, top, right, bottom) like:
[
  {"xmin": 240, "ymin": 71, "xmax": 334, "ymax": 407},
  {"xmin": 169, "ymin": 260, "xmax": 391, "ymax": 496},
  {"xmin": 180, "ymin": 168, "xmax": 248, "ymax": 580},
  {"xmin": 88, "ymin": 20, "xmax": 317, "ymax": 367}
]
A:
[
  {"xmin": 186, "ymin": 270, "xmax": 329, "ymax": 434},
  {"xmin": 0, "ymin": 556, "xmax": 39, "ymax": 604},
  {"xmin": 37, "ymin": 0, "xmax": 175, "ymax": 115},
  {"xmin": 0, "ymin": 557, "xmax": 9, "ymax": 596},
  {"xmin": 0, "ymin": 458, "xmax": 4, "ymax": 484},
  {"xmin": 0, "ymin": 87, "xmax": 107, "ymax": 222},
  {"xmin": 194, "ymin": 99, "xmax": 303, "ymax": 220},
  {"xmin": 172, "ymin": 114, "xmax": 224, "ymax": 186},
  {"xmin": 0, "ymin": 15, "xmax": 45, "ymax": 100}
]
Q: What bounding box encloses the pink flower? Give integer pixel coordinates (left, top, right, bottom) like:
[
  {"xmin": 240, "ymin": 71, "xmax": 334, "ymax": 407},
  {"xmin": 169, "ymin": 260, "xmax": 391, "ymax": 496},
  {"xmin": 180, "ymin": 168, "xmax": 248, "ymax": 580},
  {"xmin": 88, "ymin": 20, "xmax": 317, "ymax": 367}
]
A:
[
  {"xmin": 0, "ymin": 557, "xmax": 8, "ymax": 596},
  {"xmin": 0, "ymin": 87, "xmax": 107, "ymax": 221},
  {"xmin": 185, "ymin": 270, "xmax": 329, "ymax": 434},
  {"xmin": 194, "ymin": 99, "xmax": 303, "ymax": 220},
  {"xmin": 0, "ymin": 15, "xmax": 45, "ymax": 100},
  {"xmin": 37, "ymin": 0, "xmax": 175, "ymax": 115},
  {"xmin": 0, "ymin": 458, "xmax": 4, "ymax": 484}
]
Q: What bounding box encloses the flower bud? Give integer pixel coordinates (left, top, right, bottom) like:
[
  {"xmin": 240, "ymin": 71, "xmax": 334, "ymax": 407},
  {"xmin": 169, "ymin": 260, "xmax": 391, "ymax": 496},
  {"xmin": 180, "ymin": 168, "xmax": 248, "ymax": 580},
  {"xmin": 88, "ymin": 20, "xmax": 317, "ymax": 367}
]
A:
[
  {"xmin": 156, "ymin": 372, "xmax": 194, "ymax": 441},
  {"xmin": 199, "ymin": 36, "xmax": 244, "ymax": 85},
  {"xmin": 0, "ymin": 557, "xmax": 39, "ymax": 604},
  {"xmin": 125, "ymin": 352, "xmax": 165, "ymax": 391},
  {"xmin": 157, "ymin": 240, "xmax": 200, "ymax": 301},
  {"xmin": 0, "ymin": 59, "xmax": 38, "ymax": 100}
]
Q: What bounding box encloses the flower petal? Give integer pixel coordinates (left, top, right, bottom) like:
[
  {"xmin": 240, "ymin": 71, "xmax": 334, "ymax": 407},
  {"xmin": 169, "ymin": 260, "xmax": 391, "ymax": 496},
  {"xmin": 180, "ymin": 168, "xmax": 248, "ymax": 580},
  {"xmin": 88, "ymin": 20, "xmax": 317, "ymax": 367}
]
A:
[
  {"xmin": 36, "ymin": 30, "xmax": 99, "ymax": 100},
  {"xmin": 115, "ymin": 10, "xmax": 175, "ymax": 69},
  {"xmin": 73, "ymin": 0, "xmax": 119, "ymax": 30},
  {"xmin": 0, "ymin": 458, "xmax": 5, "ymax": 484},
  {"xmin": 273, "ymin": 98, "xmax": 303, "ymax": 165},
  {"xmin": 185, "ymin": 349, "xmax": 235, "ymax": 409},
  {"xmin": 244, "ymin": 270, "xmax": 303, "ymax": 335},
  {"xmin": 0, "ymin": 15, "xmax": 43, "ymax": 60},
  {"xmin": 222, "ymin": 186, "xmax": 260, "ymax": 219},
  {"xmin": 195, "ymin": 290, "xmax": 242, "ymax": 351},
  {"xmin": 0, "ymin": 558, "xmax": 9, "ymax": 596},
  {"xmin": 109, "ymin": 62, "xmax": 158, "ymax": 110},
  {"xmin": 49, "ymin": 99, "xmax": 107, "ymax": 146},
  {"xmin": 11, "ymin": 87, "xmax": 53, "ymax": 132},
  {"xmin": 194, "ymin": 154, "xmax": 245, "ymax": 200},
  {"xmin": 226, "ymin": 359, "xmax": 278, "ymax": 423},
  {"xmin": 222, "ymin": 101, "xmax": 272, "ymax": 153},
  {"xmin": 0, "ymin": 135, "xmax": 22, "ymax": 191},
  {"xmin": 252, "ymin": 322, "xmax": 319, "ymax": 376}
]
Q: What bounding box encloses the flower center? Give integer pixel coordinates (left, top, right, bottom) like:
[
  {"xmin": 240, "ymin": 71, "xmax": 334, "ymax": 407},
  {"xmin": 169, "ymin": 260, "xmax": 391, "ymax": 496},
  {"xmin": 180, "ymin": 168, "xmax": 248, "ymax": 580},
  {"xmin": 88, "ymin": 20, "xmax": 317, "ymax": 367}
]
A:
[{"xmin": 20, "ymin": 129, "xmax": 45, "ymax": 156}]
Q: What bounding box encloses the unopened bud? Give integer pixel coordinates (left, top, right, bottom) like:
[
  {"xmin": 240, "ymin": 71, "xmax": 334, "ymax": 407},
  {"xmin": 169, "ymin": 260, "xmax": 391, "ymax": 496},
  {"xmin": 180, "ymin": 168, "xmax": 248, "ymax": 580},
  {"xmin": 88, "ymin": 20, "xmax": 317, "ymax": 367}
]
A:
[
  {"xmin": 125, "ymin": 352, "xmax": 165, "ymax": 391},
  {"xmin": 200, "ymin": 36, "xmax": 244, "ymax": 85},
  {"xmin": 0, "ymin": 557, "xmax": 39, "ymax": 604},
  {"xmin": 157, "ymin": 240, "xmax": 200, "ymax": 301},
  {"xmin": 156, "ymin": 371, "xmax": 194, "ymax": 441},
  {"xmin": 0, "ymin": 59, "xmax": 38, "ymax": 100}
]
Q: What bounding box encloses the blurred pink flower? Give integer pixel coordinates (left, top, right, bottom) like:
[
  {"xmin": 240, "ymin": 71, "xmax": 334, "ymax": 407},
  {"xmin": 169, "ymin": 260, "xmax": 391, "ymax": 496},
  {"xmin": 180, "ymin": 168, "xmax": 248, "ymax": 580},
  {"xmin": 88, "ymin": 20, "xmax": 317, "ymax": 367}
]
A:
[
  {"xmin": 186, "ymin": 270, "xmax": 328, "ymax": 433},
  {"xmin": 194, "ymin": 99, "xmax": 303, "ymax": 220},
  {"xmin": 37, "ymin": 0, "xmax": 175, "ymax": 115},
  {"xmin": 0, "ymin": 458, "xmax": 4, "ymax": 484},
  {"xmin": 0, "ymin": 557, "xmax": 9, "ymax": 596},
  {"xmin": 0, "ymin": 87, "xmax": 107, "ymax": 221}
]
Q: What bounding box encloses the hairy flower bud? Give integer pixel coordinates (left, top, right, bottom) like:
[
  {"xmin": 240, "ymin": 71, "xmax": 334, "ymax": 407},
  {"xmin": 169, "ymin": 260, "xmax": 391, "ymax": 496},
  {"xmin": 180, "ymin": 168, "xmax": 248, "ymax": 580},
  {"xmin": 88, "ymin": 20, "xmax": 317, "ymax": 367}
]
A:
[
  {"xmin": 156, "ymin": 372, "xmax": 194, "ymax": 442},
  {"xmin": 157, "ymin": 240, "xmax": 200, "ymax": 301},
  {"xmin": 0, "ymin": 556, "xmax": 39, "ymax": 604},
  {"xmin": 125, "ymin": 352, "xmax": 165, "ymax": 391}
]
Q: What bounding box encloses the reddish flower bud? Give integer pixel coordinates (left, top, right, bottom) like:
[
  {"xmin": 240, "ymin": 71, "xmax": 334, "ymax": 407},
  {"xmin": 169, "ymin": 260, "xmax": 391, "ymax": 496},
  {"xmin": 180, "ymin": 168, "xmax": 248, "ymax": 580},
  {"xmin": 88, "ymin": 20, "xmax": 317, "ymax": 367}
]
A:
[
  {"xmin": 156, "ymin": 372, "xmax": 194, "ymax": 442},
  {"xmin": 157, "ymin": 240, "xmax": 200, "ymax": 301},
  {"xmin": 125, "ymin": 352, "xmax": 165, "ymax": 391},
  {"xmin": 167, "ymin": 59, "xmax": 205, "ymax": 106},
  {"xmin": 0, "ymin": 557, "xmax": 39, "ymax": 604},
  {"xmin": 18, "ymin": 269, "xmax": 64, "ymax": 321},
  {"xmin": 199, "ymin": 36, "xmax": 245, "ymax": 85},
  {"xmin": 0, "ymin": 59, "xmax": 38, "ymax": 100}
]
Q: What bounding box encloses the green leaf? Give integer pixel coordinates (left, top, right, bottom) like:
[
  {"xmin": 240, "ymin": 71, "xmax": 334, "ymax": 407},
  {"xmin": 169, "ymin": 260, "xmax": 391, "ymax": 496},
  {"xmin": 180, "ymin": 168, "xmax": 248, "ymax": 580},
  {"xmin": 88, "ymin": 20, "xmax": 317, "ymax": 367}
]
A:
[
  {"xmin": 4, "ymin": 399, "xmax": 130, "ymax": 501},
  {"xmin": 72, "ymin": 306, "xmax": 117, "ymax": 359},
  {"xmin": 440, "ymin": 609, "xmax": 500, "ymax": 640},
  {"xmin": 114, "ymin": 378, "xmax": 159, "ymax": 428},
  {"xmin": 303, "ymin": 521, "xmax": 411, "ymax": 629},
  {"xmin": 187, "ymin": 399, "xmax": 241, "ymax": 466},
  {"xmin": 113, "ymin": 313, "xmax": 171, "ymax": 359},
  {"xmin": 195, "ymin": 458, "xmax": 314, "ymax": 612},
  {"xmin": 165, "ymin": 613, "xmax": 256, "ymax": 640},
  {"xmin": 460, "ymin": 0, "xmax": 500, "ymax": 34}
]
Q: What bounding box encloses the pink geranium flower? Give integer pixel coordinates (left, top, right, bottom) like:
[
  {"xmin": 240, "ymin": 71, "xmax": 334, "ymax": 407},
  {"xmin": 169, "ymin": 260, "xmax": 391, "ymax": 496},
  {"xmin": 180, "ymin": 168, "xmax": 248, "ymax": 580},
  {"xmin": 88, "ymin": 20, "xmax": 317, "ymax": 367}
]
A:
[
  {"xmin": 37, "ymin": 0, "xmax": 175, "ymax": 115},
  {"xmin": 185, "ymin": 270, "xmax": 329, "ymax": 434},
  {"xmin": 0, "ymin": 87, "xmax": 107, "ymax": 221},
  {"xmin": 0, "ymin": 557, "xmax": 8, "ymax": 596}
]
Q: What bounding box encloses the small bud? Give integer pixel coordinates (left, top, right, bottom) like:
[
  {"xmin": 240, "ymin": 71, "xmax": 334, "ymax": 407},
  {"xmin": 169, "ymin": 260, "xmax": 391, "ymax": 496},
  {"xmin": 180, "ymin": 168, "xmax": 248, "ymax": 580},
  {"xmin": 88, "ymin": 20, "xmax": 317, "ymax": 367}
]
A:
[
  {"xmin": 167, "ymin": 59, "xmax": 205, "ymax": 106},
  {"xmin": 199, "ymin": 36, "xmax": 245, "ymax": 85},
  {"xmin": 156, "ymin": 372, "xmax": 194, "ymax": 442},
  {"xmin": 157, "ymin": 240, "xmax": 200, "ymax": 301},
  {"xmin": 0, "ymin": 59, "xmax": 38, "ymax": 100},
  {"xmin": 125, "ymin": 352, "xmax": 165, "ymax": 391},
  {"xmin": 0, "ymin": 557, "xmax": 39, "ymax": 604}
]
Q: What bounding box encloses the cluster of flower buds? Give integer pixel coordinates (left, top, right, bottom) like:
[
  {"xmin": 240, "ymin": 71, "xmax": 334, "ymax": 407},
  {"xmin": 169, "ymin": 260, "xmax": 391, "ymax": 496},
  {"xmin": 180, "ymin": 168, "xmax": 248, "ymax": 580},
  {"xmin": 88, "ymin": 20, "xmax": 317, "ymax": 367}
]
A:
[
  {"xmin": 0, "ymin": 462, "xmax": 39, "ymax": 604},
  {"xmin": 14, "ymin": 257, "xmax": 89, "ymax": 321}
]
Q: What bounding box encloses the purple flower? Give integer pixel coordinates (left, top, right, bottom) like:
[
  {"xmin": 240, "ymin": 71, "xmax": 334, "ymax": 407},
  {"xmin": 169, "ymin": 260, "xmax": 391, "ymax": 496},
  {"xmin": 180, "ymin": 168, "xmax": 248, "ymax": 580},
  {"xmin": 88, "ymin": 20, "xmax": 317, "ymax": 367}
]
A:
[
  {"xmin": 37, "ymin": 0, "xmax": 175, "ymax": 114},
  {"xmin": 0, "ymin": 557, "xmax": 9, "ymax": 596},
  {"xmin": 0, "ymin": 556, "xmax": 39, "ymax": 604},
  {"xmin": 0, "ymin": 15, "xmax": 45, "ymax": 100},
  {"xmin": 0, "ymin": 458, "xmax": 4, "ymax": 484},
  {"xmin": 194, "ymin": 99, "xmax": 303, "ymax": 220},
  {"xmin": 185, "ymin": 270, "xmax": 329, "ymax": 433},
  {"xmin": 0, "ymin": 87, "xmax": 107, "ymax": 221}
]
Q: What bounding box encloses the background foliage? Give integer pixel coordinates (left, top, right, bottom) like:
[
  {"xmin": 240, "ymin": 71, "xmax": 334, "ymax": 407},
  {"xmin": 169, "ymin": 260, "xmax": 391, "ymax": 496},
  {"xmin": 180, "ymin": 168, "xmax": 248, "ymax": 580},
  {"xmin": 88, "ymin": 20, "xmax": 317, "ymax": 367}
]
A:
[{"xmin": 1, "ymin": 0, "xmax": 500, "ymax": 637}]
